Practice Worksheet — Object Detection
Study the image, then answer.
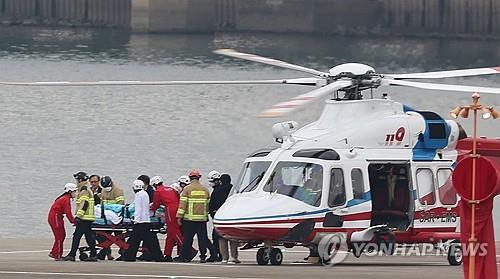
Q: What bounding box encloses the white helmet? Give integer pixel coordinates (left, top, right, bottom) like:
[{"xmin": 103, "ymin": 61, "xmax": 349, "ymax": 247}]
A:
[
  {"xmin": 151, "ymin": 175, "xmax": 163, "ymax": 186},
  {"xmin": 64, "ymin": 183, "xmax": 78, "ymax": 193},
  {"xmin": 169, "ymin": 182, "xmax": 182, "ymax": 193},
  {"xmin": 132, "ymin": 179, "xmax": 144, "ymax": 191},
  {"xmin": 207, "ymin": 170, "xmax": 221, "ymax": 182},
  {"xmin": 178, "ymin": 175, "xmax": 190, "ymax": 185}
]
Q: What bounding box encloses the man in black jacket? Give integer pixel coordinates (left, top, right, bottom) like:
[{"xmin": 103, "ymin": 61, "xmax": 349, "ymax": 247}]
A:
[{"xmin": 208, "ymin": 172, "xmax": 240, "ymax": 263}]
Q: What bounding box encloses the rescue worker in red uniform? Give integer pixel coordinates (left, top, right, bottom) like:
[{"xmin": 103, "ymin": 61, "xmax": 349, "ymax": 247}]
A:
[
  {"xmin": 48, "ymin": 183, "xmax": 77, "ymax": 260},
  {"xmin": 151, "ymin": 176, "xmax": 192, "ymax": 261}
]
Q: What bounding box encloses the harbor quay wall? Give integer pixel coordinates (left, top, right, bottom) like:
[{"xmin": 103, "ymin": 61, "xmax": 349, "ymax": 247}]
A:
[{"xmin": 0, "ymin": 0, "xmax": 499, "ymax": 37}]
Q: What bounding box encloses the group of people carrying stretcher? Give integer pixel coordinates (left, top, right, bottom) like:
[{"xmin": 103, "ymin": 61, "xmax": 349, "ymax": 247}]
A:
[{"xmin": 47, "ymin": 169, "xmax": 240, "ymax": 263}]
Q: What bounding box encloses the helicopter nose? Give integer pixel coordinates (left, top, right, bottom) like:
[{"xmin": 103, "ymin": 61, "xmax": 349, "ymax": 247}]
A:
[{"xmin": 213, "ymin": 193, "xmax": 325, "ymax": 241}]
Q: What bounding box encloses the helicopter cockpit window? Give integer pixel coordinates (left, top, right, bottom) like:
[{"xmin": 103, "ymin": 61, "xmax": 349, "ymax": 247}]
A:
[
  {"xmin": 329, "ymin": 168, "xmax": 346, "ymax": 207},
  {"xmin": 235, "ymin": 161, "xmax": 272, "ymax": 193},
  {"xmin": 263, "ymin": 162, "xmax": 323, "ymax": 207}
]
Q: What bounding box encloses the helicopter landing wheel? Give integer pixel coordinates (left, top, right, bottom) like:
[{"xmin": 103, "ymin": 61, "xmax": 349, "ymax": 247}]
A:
[
  {"xmin": 447, "ymin": 242, "xmax": 463, "ymax": 266},
  {"xmin": 256, "ymin": 247, "xmax": 270, "ymax": 265},
  {"xmin": 269, "ymin": 248, "xmax": 283, "ymax": 265}
]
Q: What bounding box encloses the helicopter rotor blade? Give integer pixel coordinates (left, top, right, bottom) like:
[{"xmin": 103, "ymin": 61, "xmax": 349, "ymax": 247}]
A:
[
  {"xmin": 384, "ymin": 79, "xmax": 500, "ymax": 94},
  {"xmin": 214, "ymin": 49, "xmax": 329, "ymax": 77},
  {"xmin": 386, "ymin": 66, "xmax": 500, "ymax": 79},
  {"xmin": 0, "ymin": 78, "xmax": 322, "ymax": 87},
  {"xmin": 259, "ymin": 79, "xmax": 353, "ymax": 117}
]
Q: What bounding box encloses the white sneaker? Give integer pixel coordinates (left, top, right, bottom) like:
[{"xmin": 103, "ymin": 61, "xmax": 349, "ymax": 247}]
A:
[
  {"xmin": 231, "ymin": 258, "xmax": 241, "ymax": 264},
  {"xmin": 221, "ymin": 260, "xmax": 228, "ymax": 264}
]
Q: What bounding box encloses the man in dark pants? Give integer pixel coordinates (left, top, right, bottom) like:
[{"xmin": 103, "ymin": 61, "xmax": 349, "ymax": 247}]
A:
[
  {"xmin": 207, "ymin": 170, "xmax": 225, "ymax": 261},
  {"xmin": 175, "ymin": 170, "xmax": 212, "ymax": 263},
  {"xmin": 180, "ymin": 220, "xmax": 210, "ymax": 261},
  {"xmin": 134, "ymin": 174, "xmax": 155, "ymax": 261},
  {"xmin": 59, "ymin": 171, "xmax": 97, "ymax": 262},
  {"xmin": 124, "ymin": 180, "xmax": 164, "ymax": 262},
  {"xmin": 209, "ymin": 173, "xmax": 240, "ymax": 264},
  {"xmin": 64, "ymin": 220, "xmax": 97, "ymax": 261}
]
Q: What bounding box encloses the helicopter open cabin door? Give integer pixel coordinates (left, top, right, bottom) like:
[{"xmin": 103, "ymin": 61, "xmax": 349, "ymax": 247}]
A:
[{"xmin": 368, "ymin": 162, "xmax": 412, "ymax": 231}]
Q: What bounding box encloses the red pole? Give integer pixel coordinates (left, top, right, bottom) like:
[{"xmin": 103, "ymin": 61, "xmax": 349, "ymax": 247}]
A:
[{"xmin": 468, "ymin": 92, "xmax": 481, "ymax": 279}]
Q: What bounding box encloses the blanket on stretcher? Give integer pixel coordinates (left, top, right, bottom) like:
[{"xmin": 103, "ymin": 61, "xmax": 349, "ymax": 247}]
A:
[{"xmin": 93, "ymin": 204, "xmax": 165, "ymax": 225}]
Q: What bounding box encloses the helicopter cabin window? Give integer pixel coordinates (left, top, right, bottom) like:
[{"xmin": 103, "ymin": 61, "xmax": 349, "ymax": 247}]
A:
[
  {"xmin": 437, "ymin": 168, "xmax": 457, "ymax": 205},
  {"xmin": 235, "ymin": 161, "xmax": 271, "ymax": 193},
  {"xmin": 263, "ymin": 162, "xmax": 322, "ymax": 207},
  {"xmin": 328, "ymin": 169, "xmax": 346, "ymax": 207},
  {"xmin": 351, "ymin": 168, "xmax": 365, "ymax": 199},
  {"xmin": 416, "ymin": 168, "xmax": 436, "ymax": 205}
]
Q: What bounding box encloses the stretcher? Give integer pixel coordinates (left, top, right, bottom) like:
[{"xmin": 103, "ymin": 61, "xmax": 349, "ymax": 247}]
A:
[{"xmin": 79, "ymin": 204, "xmax": 166, "ymax": 260}]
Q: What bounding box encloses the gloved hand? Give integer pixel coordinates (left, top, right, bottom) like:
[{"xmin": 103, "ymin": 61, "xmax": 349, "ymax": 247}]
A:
[{"xmin": 74, "ymin": 217, "xmax": 81, "ymax": 226}]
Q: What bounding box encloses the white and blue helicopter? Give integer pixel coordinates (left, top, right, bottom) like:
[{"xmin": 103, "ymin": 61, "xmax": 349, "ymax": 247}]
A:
[{"xmin": 203, "ymin": 50, "xmax": 500, "ymax": 266}]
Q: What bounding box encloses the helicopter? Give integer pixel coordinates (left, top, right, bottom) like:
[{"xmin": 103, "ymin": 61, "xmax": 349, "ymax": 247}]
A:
[
  {"xmin": 205, "ymin": 50, "xmax": 500, "ymax": 266},
  {"xmin": 1, "ymin": 49, "xmax": 499, "ymax": 266}
]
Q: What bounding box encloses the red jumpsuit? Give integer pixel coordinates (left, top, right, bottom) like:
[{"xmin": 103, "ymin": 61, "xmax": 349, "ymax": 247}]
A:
[
  {"xmin": 152, "ymin": 185, "xmax": 184, "ymax": 257},
  {"xmin": 47, "ymin": 193, "xmax": 74, "ymax": 259}
]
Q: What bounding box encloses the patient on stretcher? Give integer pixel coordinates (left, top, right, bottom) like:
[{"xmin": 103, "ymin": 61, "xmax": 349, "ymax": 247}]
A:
[
  {"xmin": 93, "ymin": 204, "xmax": 165, "ymax": 225},
  {"xmin": 94, "ymin": 204, "xmax": 123, "ymax": 225}
]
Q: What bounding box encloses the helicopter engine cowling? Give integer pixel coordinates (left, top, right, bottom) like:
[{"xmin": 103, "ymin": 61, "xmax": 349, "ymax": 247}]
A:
[{"xmin": 329, "ymin": 63, "xmax": 376, "ymax": 77}]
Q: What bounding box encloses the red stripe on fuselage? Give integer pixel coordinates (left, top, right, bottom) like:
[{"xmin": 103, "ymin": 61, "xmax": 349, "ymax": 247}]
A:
[
  {"xmin": 216, "ymin": 225, "xmax": 458, "ymax": 243},
  {"xmin": 214, "ymin": 211, "xmax": 373, "ymax": 226}
]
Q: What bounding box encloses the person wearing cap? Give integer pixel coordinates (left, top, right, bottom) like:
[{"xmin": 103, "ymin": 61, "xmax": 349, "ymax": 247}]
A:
[
  {"xmin": 95, "ymin": 176, "xmax": 124, "ymax": 260},
  {"xmin": 134, "ymin": 175, "xmax": 155, "ymax": 261},
  {"xmin": 99, "ymin": 176, "xmax": 125, "ymax": 205},
  {"xmin": 207, "ymin": 170, "xmax": 224, "ymax": 261},
  {"xmin": 151, "ymin": 176, "xmax": 194, "ymax": 261},
  {"xmin": 90, "ymin": 174, "xmax": 114, "ymax": 260},
  {"xmin": 124, "ymin": 180, "xmax": 164, "ymax": 262},
  {"xmin": 176, "ymin": 170, "xmax": 213, "ymax": 263},
  {"xmin": 180, "ymin": 174, "xmax": 217, "ymax": 262},
  {"xmin": 73, "ymin": 171, "xmax": 89, "ymax": 191},
  {"xmin": 178, "ymin": 175, "xmax": 190, "ymax": 188},
  {"xmin": 208, "ymin": 172, "xmax": 241, "ymax": 264},
  {"xmin": 137, "ymin": 175, "xmax": 154, "ymax": 203},
  {"xmin": 47, "ymin": 183, "xmax": 77, "ymax": 260},
  {"xmin": 60, "ymin": 172, "xmax": 97, "ymax": 262}
]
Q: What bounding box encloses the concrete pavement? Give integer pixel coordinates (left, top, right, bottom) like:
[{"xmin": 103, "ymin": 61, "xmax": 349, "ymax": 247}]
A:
[{"xmin": 0, "ymin": 239, "xmax": 498, "ymax": 279}]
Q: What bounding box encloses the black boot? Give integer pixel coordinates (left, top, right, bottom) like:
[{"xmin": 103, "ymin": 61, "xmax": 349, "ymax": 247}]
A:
[{"xmin": 57, "ymin": 255, "xmax": 75, "ymax": 262}]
